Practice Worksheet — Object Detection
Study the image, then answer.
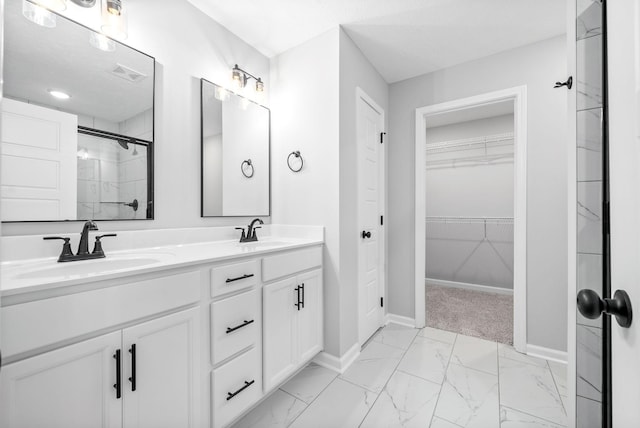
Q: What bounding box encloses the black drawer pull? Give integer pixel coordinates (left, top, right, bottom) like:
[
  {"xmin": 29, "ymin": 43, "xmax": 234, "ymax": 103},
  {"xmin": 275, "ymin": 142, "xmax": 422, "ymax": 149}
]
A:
[
  {"xmin": 227, "ymin": 379, "xmax": 255, "ymax": 401},
  {"xmin": 301, "ymin": 283, "xmax": 305, "ymax": 309},
  {"xmin": 225, "ymin": 274, "xmax": 254, "ymax": 283},
  {"xmin": 113, "ymin": 349, "xmax": 121, "ymax": 399},
  {"xmin": 295, "ymin": 286, "xmax": 301, "ymax": 310},
  {"xmin": 128, "ymin": 344, "xmax": 136, "ymax": 392},
  {"xmin": 226, "ymin": 319, "xmax": 255, "ymax": 334}
]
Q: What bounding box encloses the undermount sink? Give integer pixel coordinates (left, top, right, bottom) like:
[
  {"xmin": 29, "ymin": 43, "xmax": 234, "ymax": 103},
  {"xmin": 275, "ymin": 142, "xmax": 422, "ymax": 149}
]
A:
[{"xmin": 7, "ymin": 253, "xmax": 175, "ymax": 281}]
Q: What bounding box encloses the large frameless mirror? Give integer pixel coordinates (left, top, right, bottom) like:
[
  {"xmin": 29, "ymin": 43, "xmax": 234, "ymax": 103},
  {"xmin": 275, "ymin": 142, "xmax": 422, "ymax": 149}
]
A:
[
  {"xmin": 200, "ymin": 79, "xmax": 270, "ymax": 217},
  {"xmin": 1, "ymin": 0, "xmax": 155, "ymax": 222}
]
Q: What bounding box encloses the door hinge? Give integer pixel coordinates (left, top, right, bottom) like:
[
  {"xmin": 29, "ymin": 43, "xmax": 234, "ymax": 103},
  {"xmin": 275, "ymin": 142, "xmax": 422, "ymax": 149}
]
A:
[
  {"xmin": 380, "ymin": 132, "xmax": 386, "ymax": 144},
  {"xmin": 380, "ymin": 215, "xmax": 384, "ymax": 226},
  {"xmin": 380, "ymin": 297, "xmax": 384, "ymax": 307}
]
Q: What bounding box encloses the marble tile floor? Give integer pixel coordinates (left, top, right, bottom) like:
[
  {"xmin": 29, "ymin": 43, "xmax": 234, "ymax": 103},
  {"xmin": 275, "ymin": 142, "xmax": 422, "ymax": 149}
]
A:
[{"xmin": 232, "ymin": 324, "xmax": 568, "ymax": 428}]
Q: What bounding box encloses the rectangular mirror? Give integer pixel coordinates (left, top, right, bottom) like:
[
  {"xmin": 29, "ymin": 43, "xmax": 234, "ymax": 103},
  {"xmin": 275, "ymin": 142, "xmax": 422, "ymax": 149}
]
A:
[
  {"xmin": 1, "ymin": 0, "xmax": 155, "ymax": 222},
  {"xmin": 201, "ymin": 79, "xmax": 270, "ymax": 217}
]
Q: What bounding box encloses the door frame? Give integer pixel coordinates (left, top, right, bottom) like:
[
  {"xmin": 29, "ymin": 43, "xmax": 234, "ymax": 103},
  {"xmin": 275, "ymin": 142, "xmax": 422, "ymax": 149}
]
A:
[
  {"xmin": 356, "ymin": 87, "xmax": 386, "ymax": 345},
  {"xmin": 414, "ymin": 86, "xmax": 528, "ymax": 352}
]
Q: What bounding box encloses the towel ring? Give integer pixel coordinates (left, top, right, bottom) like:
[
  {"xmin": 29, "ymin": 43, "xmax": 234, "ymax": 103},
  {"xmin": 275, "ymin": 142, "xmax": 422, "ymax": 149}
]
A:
[
  {"xmin": 287, "ymin": 151, "xmax": 304, "ymax": 172},
  {"xmin": 241, "ymin": 159, "xmax": 254, "ymax": 178}
]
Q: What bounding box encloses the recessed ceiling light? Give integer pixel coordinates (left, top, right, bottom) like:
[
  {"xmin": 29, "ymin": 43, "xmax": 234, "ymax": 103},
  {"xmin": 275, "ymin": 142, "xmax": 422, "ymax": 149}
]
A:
[{"xmin": 48, "ymin": 89, "xmax": 71, "ymax": 100}]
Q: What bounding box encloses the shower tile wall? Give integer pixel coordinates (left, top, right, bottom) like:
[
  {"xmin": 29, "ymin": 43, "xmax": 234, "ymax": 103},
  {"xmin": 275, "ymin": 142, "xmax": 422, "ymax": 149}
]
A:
[{"xmin": 576, "ymin": 0, "xmax": 603, "ymax": 426}]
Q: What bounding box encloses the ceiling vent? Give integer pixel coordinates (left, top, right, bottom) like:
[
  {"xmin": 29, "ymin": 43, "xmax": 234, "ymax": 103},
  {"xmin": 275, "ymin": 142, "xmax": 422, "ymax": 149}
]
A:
[{"xmin": 111, "ymin": 64, "xmax": 148, "ymax": 83}]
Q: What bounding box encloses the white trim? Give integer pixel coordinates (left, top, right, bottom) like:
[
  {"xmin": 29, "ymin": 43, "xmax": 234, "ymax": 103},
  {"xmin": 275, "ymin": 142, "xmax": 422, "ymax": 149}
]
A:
[
  {"xmin": 415, "ymin": 86, "xmax": 528, "ymax": 353},
  {"xmin": 526, "ymin": 344, "xmax": 568, "ymax": 365},
  {"xmin": 426, "ymin": 278, "xmax": 514, "ymax": 296},
  {"xmin": 355, "ymin": 87, "xmax": 386, "ymax": 346},
  {"xmin": 312, "ymin": 342, "xmax": 360, "ymax": 374},
  {"xmin": 384, "ymin": 313, "xmax": 416, "ymax": 328}
]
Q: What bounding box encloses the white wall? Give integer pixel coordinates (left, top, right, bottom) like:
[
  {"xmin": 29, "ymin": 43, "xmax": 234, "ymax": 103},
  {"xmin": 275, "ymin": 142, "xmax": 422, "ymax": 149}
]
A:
[
  {"xmin": 270, "ymin": 27, "xmax": 388, "ymax": 358},
  {"xmin": 3, "ymin": 0, "xmax": 270, "ymax": 235},
  {"xmin": 425, "ymin": 114, "xmax": 514, "ymax": 289},
  {"xmin": 270, "ymin": 29, "xmax": 341, "ymax": 355},
  {"xmin": 389, "ymin": 36, "xmax": 568, "ymax": 352}
]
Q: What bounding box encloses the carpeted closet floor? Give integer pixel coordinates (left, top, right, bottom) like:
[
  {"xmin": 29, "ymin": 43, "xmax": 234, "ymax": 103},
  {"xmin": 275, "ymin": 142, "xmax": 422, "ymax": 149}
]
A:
[{"xmin": 425, "ymin": 283, "xmax": 513, "ymax": 345}]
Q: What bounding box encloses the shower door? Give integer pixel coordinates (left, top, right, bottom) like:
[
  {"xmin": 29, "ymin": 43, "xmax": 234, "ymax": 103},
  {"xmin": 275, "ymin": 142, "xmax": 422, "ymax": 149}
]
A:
[{"xmin": 575, "ymin": 0, "xmax": 640, "ymax": 426}]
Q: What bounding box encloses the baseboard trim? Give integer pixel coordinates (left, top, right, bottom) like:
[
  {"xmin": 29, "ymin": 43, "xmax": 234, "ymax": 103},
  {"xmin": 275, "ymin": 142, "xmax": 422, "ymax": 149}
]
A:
[
  {"xmin": 526, "ymin": 344, "xmax": 567, "ymax": 364},
  {"xmin": 385, "ymin": 313, "xmax": 416, "ymax": 328},
  {"xmin": 425, "ymin": 278, "xmax": 514, "ymax": 296},
  {"xmin": 313, "ymin": 342, "xmax": 360, "ymax": 374}
]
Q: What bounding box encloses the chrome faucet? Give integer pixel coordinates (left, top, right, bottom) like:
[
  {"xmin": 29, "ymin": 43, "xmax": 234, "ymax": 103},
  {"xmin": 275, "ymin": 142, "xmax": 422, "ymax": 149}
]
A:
[
  {"xmin": 78, "ymin": 221, "xmax": 98, "ymax": 255},
  {"xmin": 43, "ymin": 221, "xmax": 117, "ymax": 262},
  {"xmin": 237, "ymin": 218, "xmax": 264, "ymax": 243}
]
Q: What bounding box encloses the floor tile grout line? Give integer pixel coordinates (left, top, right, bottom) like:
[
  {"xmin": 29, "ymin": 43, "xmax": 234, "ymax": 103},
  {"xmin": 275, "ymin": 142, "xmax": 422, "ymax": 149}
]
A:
[
  {"xmin": 356, "ymin": 328, "xmax": 421, "ymax": 427},
  {"xmin": 427, "ymin": 332, "xmax": 459, "ymax": 428},
  {"xmin": 576, "ymin": 394, "xmax": 602, "ymax": 404},
  {"xmin": 500, "ymin": 404, "xmax": 567, "ymax": 427},
  {"xmin": 278, "ymin": 387, "xmax": 308, "ymax": 405},
  {"xmin": 285, "ymin": 371, "xmax": 340, "ymax": 428},
  {"xmin": 546, "ymin": 360, "xmax": 568, "ymax": 416}
]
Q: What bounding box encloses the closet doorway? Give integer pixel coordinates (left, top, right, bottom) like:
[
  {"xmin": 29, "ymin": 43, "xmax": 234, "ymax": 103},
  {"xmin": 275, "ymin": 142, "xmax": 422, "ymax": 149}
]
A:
[{"xmin": 414, "ymin": 87, "xmax": 527, "ymax": 352}]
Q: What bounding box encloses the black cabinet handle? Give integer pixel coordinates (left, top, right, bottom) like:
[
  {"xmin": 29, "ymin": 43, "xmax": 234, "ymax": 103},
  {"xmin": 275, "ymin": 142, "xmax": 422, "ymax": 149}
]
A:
[
  {"xmin": 362, "ymin": 231, "xmax": 371, "ymax": 239},
  {"xmin": 128, "ymin": 344, "xmax": 136, "ymax": 391},
  {"xmin": 227, "ymin": 380, "xmax": 255, "ymax": 401},
  {"xmin": 226, "ymin": 319, "xmax": 255, "ymax": 334},
  {"xmin": 113, "ymin": 349, "xmax": 121, "ymax": 399},
  {"xmin": 301, "ymin": 283, "xmax": 305, "ymax": 309},
  {"xmin": 295, "ymin": 286, "xmax": 301, "ymax": 310},
  {"xmin": 225, "ymin": 274, "xmax": 254, "ymax": 283}
]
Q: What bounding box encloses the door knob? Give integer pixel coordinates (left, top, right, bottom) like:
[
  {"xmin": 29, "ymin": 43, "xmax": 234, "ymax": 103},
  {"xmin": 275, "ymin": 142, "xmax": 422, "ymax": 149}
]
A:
[
  {"xmin": 577, "ymin": 289, "xmax": 633, "ymax": 328},
  {"xmin": 361, "ymin": 231, "xmax": 371, "ymax": 239}
]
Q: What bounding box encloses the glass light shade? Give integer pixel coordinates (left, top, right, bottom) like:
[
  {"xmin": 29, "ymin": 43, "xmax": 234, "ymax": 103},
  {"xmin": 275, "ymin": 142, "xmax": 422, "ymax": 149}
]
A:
[
  {"xmin": 89, "ymin": 32, "xmax": 116, "ymax": 52},
  {"xmin": 255, "ymin": 78, "xmax": 264, "ymax": 92},
  {"xmin": 101, "ymin": 0, "xmax": 128, "ymax": 40},
  {"xmin": 214, "ymin": 86, "xmax": 229, "ymax": 101},
  {"xmin": 22, "ymin": 1, "xmax": 57, "ymax": 27}
]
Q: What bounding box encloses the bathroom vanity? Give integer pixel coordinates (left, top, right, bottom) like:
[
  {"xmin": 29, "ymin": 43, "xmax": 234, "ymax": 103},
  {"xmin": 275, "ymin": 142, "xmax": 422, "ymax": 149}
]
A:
[{"xmin": 0, "ymin": 226, "xmax": 324, "ymax": 428}]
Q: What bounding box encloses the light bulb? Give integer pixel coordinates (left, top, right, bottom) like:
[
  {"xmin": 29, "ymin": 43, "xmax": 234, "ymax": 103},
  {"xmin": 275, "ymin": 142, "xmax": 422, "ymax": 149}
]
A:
[
  {"xmin": 214, "ymin": 86, "xmax": 229, "ymax": 101},
  {"xmin": 255, "ymin": 78, "xmax": 264, "ymax": 92},
  {"xmin": 101, "ymin": 0, "xmax": 127, "ymax": 39}
]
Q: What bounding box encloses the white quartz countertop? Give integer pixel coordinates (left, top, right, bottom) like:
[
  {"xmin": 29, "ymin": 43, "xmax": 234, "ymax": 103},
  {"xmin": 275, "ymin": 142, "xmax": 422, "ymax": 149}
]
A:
[{"xmin": 1, "ymin": 225, "xmax": 323, "ymax": 297}]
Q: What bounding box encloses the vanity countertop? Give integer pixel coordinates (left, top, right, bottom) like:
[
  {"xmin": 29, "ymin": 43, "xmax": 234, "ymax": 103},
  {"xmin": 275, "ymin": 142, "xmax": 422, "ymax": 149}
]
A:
[{"xmin": 1, "ymin": 226, "xmax": 324, "ymax": 298}]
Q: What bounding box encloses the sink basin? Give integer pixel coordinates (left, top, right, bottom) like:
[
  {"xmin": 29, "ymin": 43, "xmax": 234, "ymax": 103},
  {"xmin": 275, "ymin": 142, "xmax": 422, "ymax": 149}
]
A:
[{"xmin": 6, "ymin": 253, "xmax": 175, "ymax": 281}]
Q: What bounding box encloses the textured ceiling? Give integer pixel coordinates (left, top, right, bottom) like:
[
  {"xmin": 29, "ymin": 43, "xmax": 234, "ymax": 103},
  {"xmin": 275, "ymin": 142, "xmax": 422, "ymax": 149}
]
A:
[{"xmin": 186, "ymin": 0, "xmax": 566, "ymax": 83}]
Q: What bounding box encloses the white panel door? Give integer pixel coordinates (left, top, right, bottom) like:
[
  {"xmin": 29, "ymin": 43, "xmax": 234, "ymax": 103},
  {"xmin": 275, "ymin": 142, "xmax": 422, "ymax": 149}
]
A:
[
  {"xmin": 357, "ymin": 90, "xmax": 384, "ymax": 344},
  {"xmin": 608, "ymin": 1, "xmax": 640, "ymax": 424},
  {"xmin": 263, "ymin": 276, "xmax": 298, "ymax": 391},
  {"xmin": 122, "ymin": 308, "xmax": 200, "ymax": 428},
  {"xmin": 297, "ymin": 269, "xmax": 323, "ymax": 362},
  {"xmin": 0, "ymin": 331, "xmax": 122, "ymax": 428},
  {"xmin": 1, "ymin": 98, "xmax": 78, "ymax": 221}
]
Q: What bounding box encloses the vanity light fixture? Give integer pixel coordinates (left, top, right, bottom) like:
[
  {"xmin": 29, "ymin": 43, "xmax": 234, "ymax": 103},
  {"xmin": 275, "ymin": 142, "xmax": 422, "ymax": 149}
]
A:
[
  {"xmin": 48, "ymin": 89, "xmax": 71, "ymax": 99},
  {"xmin": 101, "ymin": 0, "xmax": 127, "ymax": 40},
  {"xmin": 231, "ymin": 64, "xmax": 265, "ymax": 93},
  {"xmin": 22, "ymin": 0, "xmax": 64, "ymax": 28},
  {"xmin": 89, "ymin": 31, "xmax": 116, "ymax": 52}
]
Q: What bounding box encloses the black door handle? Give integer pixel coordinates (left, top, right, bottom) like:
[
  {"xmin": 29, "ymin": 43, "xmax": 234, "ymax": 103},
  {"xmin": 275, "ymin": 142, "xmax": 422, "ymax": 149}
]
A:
[
  {"xmin": 577, "ymin": 289, "xmax": 633, "ymax": 328},
  {"xmin": 113, "ymin": 349, "xmax": 121, "ymax": 399},
  {"xmin": 128, "ymin": 344, "xmax": 136, "ymax": 391},
  {"xmin": 361, "ymin": 231, "xmax": 371, "ymax": 239},
  {"xmin": 295, "ymin": 286, "xmax": 301, "ymax": 310}
]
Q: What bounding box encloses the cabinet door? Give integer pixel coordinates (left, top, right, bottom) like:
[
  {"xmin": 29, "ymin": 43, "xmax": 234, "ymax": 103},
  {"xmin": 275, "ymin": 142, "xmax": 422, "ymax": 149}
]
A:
[
  {"xmin": 0, "ymin": 331, "xmax": 122, "ymax": 428},
  {"xmin": 122, "ymin": 307, "xmax": 200, "ymax": 428},
  {"xmin": 263, "ymin": 277, "xmax": 298, "ymax": 392},
  {"xmin": 297, "ymin": 269, "xmax": 324, "ymax": 362}
]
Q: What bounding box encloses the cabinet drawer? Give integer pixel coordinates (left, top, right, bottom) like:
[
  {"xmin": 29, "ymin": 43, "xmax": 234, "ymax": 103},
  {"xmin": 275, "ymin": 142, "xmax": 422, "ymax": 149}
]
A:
[
  {"xmin": 211, "ymin": 259, "xmax": 259, "ymax": 297},
  {"xmin": 212, "ymin": 347, "xmax": 262, "ymax": 428},
  {"xmin": 262, "ymin": 246, "xmax": 322, "ymax": 282},
  {"xmin": 211, "ymin": 289, "xmax": 260, "ymax": 365},
  {"xmin": 1, "ymin": 270, "xmax": 200, "ymax": 359}
]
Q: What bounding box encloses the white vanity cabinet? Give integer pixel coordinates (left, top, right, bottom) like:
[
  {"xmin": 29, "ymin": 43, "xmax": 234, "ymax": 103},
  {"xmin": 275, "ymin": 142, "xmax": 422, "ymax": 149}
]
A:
[
  {"xmin": 0, "ymin": 271, "xmax": 202, "ymax": 428},
  {"xmin": 262, "ymin": 247, "xmax": 323, "ymax": 392}
]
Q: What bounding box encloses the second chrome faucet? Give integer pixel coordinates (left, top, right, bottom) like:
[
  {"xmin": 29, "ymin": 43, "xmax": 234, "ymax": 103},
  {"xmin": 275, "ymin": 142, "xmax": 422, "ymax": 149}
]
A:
[{"xmin": 236, "ymin": 218, "xmax": 264, "ymax": 243}]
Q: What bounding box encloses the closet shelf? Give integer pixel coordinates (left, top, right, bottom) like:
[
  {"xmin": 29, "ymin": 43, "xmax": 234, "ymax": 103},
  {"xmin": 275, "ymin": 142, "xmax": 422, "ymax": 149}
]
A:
[
  {"xmin": 425, "ymin": 216, "xmax": 514, "ymax": 225},
  {"xmin": 425, "ymin": 132, "xmax": 514, "ymax": 168}
]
